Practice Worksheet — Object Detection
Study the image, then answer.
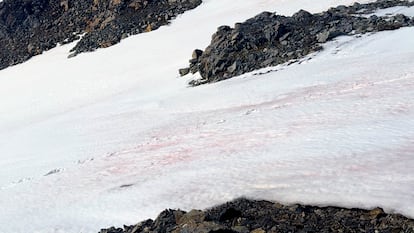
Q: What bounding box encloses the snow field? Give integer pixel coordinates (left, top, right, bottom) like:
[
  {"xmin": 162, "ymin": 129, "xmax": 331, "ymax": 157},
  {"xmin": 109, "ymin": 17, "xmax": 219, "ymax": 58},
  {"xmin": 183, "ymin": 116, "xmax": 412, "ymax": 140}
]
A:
[{"xmin": 1, "ymin": 1, "xmax": 414, "ymax": 232}]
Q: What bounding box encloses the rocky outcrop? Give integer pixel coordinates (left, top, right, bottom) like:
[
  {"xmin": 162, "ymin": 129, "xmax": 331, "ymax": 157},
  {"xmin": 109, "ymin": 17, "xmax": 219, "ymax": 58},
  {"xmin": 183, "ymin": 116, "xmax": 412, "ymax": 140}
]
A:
[
  {"xmin": 98, "ymin": 198, "xmax": 414, "ymax": 233},
  {"xmin": 181, "ymin": 0, "xmax": 414, "ymax": 85},
  {"xmin": 0, "ymin": 0, "xmax": 202, "ymax": 70}
]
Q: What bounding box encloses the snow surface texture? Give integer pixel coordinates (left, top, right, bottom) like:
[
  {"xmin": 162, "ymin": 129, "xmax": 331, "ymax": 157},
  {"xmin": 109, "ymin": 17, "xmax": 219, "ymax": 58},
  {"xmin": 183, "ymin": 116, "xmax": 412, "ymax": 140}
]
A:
[
  {"xmin": 362, "ymin": 5, "xmax": 414, "ymax": 17},
  {"xmin": 1, "ymin": 1, "xmax": 414, "ymax": 233}
]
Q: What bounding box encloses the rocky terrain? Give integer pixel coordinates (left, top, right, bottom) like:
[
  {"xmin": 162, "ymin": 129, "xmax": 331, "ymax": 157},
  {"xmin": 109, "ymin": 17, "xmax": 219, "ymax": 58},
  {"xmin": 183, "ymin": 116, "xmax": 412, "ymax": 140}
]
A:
[
  {"xmin": 0, "ymin": 0, "xmax": 201, "ymax": 70},
  {"xmin": 180, "ymin": 0, "xmax": 414, "ymax": 85},
  {"xmin": 98, "ymin": 198, "xmax": 414, "ymax": 233}
]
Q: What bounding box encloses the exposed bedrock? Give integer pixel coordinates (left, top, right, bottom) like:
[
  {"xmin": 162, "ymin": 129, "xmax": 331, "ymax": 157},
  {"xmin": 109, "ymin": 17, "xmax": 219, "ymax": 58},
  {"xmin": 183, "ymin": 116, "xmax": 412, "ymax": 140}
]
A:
[
  {"xmin": 0, "ymin": 0, "xmax": 202, "ymax": 70},
  {"xmin": 180, "ymin": 0, "xmax": 414, "ymax": 85},
  {"xmin": 98, "ymin": 198, "xmax": 414, "ymax": 233}
]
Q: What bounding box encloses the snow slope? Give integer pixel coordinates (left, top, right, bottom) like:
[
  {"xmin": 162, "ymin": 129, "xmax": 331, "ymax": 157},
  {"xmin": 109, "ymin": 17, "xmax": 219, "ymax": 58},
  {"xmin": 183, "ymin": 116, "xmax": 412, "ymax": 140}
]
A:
[{"xmin": 1, "ymin": 0, "xmax": 414, "ymax": 232}]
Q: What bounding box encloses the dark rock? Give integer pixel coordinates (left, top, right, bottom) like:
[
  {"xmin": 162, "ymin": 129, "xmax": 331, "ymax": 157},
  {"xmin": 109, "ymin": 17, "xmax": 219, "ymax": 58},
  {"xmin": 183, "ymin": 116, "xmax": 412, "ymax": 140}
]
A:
[
  {"xmin": 192, "ymin": 49, "xmax": 203, "ymax": 60},
  {"xmin": 0, "ymin": 0, "xmax": 202, "ymax": 70},
  {"xmin": 178, "ymin": 209, "xmax": 206, "ymax": 225},
  {"xmin": 189, "ymin": 63, "xmax": 199, "ymax": 74},
  {"xmin": 123, "ymin": 219, "xmax": 153, "ymax": 233},
  {"xmin": 292, "ymin": 9, "xmax": 314, "ymax": 23},
  {"xmin": 189, "ymin": 58, "xmax": 199, "ymax": 64},
  {"xmin": 98, "ymin": 198, "xmax": 414, "ymax": 233},
  {"xmin": 179, "ymin": 67, "xmax": 190, "ymax": 76},
  {"xmin": 368, "ymin": 207, "xmax": 387, "ymax": 219},
  {"xmin": 98, "ymin": 227, "xmax": 123, "ymax": 233},
  {"xmin": 188, "ymin": 78, "xmax": 208, "ymax": 86},
  {"xmin": 231, "ymin": 226, "xmax": 249, "ymax": 233},
  {"xmin": 151, "ymin": 209, "xmax": 184, "ymax": 233},
  {"xmin": 218, "ymin": 207, "xmax": 242, "ymax": 222},
  {"xmin": 182, "ymin": 0, "xmax": 414, "ymax": 85},
  {"xmin": 209, "ymin": 229, "xmax": 238, "ymax": 233}
]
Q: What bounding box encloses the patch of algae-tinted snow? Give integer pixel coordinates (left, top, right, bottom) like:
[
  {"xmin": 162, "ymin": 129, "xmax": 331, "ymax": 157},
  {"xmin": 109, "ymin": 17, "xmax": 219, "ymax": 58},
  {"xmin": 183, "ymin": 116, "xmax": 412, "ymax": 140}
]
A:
[{"xmin": 1, "ymin": 0, "xmax": 414, "ymax": 233}]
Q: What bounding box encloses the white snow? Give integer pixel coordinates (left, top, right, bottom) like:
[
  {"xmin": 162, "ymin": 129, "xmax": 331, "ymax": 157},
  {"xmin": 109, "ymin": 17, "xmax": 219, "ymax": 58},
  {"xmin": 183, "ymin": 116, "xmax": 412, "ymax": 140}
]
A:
[
  {"xmin": 362, "ymin": 5, "xmax": 414, "ymax": 17},
  {"xmin": 1, "ymin": 0, "xmax": 414, "ymax": 232}
]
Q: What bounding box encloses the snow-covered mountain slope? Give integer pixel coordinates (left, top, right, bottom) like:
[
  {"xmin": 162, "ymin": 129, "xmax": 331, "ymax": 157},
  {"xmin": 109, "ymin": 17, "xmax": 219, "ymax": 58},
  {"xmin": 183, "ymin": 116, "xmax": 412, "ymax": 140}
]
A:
[{"xmin": 1, "ymin": 0, "xmax": 414, "ymax": 232}]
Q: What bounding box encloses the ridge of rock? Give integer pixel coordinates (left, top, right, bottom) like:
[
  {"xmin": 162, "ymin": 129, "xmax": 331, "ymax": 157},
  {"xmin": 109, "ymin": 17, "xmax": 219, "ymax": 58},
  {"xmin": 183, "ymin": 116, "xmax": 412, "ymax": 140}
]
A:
[
  {"xmin": 98, "ymin": 198, "xmax": 414, "ymax": 233},
  {"xmin": 180, "ymin": 0, "xmax": 414, "ymax": 85},
  {"xmin": 0, "ymin": 0, "xmax": 202, "ymax": 70}
]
